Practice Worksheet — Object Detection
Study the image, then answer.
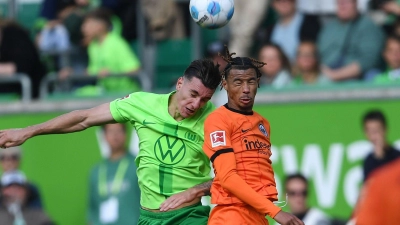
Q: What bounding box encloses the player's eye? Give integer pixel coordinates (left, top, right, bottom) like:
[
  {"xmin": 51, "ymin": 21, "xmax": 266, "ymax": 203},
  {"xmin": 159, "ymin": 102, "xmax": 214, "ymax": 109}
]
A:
[{"xmin": 191, "ymin": 93, "xmax": 196, "ymax": 97}]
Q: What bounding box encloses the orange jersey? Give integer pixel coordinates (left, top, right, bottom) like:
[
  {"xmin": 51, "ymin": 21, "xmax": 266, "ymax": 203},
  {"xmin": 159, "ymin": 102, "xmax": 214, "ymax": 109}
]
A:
[
  {"xmin": 203, "ymin": 105, "xmax": 281, "ymax": 218},
  {"xmin": 354, "ymin": 158, "xmax": 400, "ymax": 225}
]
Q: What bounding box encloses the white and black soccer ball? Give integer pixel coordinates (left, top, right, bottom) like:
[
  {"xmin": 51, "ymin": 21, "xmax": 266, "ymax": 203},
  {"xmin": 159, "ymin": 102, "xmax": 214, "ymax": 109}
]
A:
[{"xmin": 189, "ymin": 0, "xmax": 234, "ymax": 29}]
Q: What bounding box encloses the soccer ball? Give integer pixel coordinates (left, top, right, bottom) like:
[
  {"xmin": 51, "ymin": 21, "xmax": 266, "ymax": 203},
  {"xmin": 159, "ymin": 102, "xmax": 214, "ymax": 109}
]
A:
[{"xmin": 189, "ymin": 0, "xmax": 235, "ymax": 29}]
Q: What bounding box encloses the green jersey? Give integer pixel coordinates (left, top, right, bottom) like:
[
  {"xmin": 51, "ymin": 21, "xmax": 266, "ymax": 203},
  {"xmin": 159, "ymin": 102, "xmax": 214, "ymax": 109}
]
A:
[{"xmin": 109, "ymin": 91, "xmax": 214, "ymax": 209}]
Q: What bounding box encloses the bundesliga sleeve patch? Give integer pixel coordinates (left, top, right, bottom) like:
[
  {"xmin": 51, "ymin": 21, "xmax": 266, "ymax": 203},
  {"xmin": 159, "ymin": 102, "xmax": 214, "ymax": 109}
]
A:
[{"xmin": 210, "ymin": 131, "xmax": 226, "ymax": 148}]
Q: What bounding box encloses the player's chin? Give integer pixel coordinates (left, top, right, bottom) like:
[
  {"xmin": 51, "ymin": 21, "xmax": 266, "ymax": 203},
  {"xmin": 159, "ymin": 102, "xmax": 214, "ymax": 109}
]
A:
[{"xmin": 182, "ymin": 107, "xmax": 196, "ymax": 118}]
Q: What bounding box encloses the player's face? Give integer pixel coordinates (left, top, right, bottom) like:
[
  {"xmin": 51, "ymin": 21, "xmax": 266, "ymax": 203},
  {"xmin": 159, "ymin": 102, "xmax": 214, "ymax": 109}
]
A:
[
  {"xmin": 104, "ymin": 124, "xmax": 126, "ymax": 152},
  {"xmin": 0, "ymin": 154, "xmax": 20, "ymax": 172},
  {"xmin": 337, "ymin": 0, "xmax": 358, "ymax": 21},
  {"xmin": 384, "ymin": 39, "xmax": 400, "ymax": 69},
  {"xmin": 175, "ymin": 77, "xmax": 215, "ymax": 118},
  {"xmin": 259, "ymin": 46, "xmax": 282, "ymax": 77},
  {"xmin": 296, "ymin": 43, "xmax": 317, "ymax": 72},
  {"xmin": 364, "ymin": 120, "xmax": 386, "ymax": 148},
  {"xmin": 286, "ymin": 178, "xmax": 308, "ymax": 214},
  {"xmin": 223, "ymin": 69, "xmax": 259, "ymax": 112},
  {"xmin": 273, "ymin": 0, "xmax": 296, "ymax": 18},
  {"xmin": 81, "ymin": 18, "xmax": 106, "ymax": 38}
]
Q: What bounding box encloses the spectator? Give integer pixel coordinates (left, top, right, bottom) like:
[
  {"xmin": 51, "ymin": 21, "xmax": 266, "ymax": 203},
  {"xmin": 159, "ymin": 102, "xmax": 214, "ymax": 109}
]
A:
[
  {"xmin": 140, "ymin": 0, "xmax": 185, "ymax": 41},
  {"xmin": 370, "ymin": 0, "xmax": 400, "ymax": 34},
  {"xmin": 351, "ymin": 158, "xmax": 400, "ymax": 225},
  {"xmin": 258, "ymin": 44, "xmax": 292, "ymax": 88},
  {"xmin": 318, "ymin": 0, "xmax": 385, "ymax": 81},
  {"xmin": 229, "ymin": 0, "xmax": 269, "ymax": 56},
  {"xmin": 362, "ymin": 110, "xmax": 400, "ymax": 181},
  {"xmin": 266, "ymin": 0, "xmax": 321, "ymax": 62},
  {"xmin": 0, "ymin": 20, "xmax": 46, "ymax": 99},
  {"xmin": 367, "ymin": 35, "xmax": 400, "ymax": 83},
  {"xmin": 0, "ymin": 147, "xmax": 43, "ymax": 209},
  {"xmin": 74, "ymin": 8, "xmax": 141, "ymax": 95},
  {"xmin": 88, "ymin": 123, "xmax": 140, "ymax": 225},
  {"xmin": 291, "ymin": 41, "xmax": 331, "ymax": 85},
  {"xmin": 0, "ymin": 171, "xmax": 54, "ymax": 225},
  {"xmin": 283, "ymin": 174, "xmax": 330, "ymax": 225}
]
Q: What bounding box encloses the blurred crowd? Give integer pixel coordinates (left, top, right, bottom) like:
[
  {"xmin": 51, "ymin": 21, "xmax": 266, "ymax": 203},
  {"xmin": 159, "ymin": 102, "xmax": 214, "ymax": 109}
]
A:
[
  {"xmin": 0, "ymin": 0, "xmax": 400, "ymax": 100},
  {"xmin": 1, "ymin": 109, "xmax": 399, "ymax": 225}
]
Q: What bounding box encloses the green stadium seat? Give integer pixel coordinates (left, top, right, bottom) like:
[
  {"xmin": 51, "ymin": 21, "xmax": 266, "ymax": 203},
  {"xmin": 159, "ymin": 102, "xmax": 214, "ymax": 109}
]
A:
[{"xmin": 154, "ymin": 39, "xmax": 192, "ymax": 91}]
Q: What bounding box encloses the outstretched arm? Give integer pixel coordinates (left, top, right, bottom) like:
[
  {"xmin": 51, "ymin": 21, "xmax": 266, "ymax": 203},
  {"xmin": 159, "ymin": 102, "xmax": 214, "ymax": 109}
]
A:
[
  {"xmin": 0, "ymin": 103, "xmax": 115, "ymax": 148},
  {"xmin": 159, "ymin": 179, "xmax": 213, "ymax": 211}
]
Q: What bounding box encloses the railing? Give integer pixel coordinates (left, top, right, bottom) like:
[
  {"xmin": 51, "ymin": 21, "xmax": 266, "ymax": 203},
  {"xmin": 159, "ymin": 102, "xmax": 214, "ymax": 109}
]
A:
[
  {"xmin": 39, "ymin": 71, "xmax": 151, "ymax": 100},
  {"xmin": 0, "ymin": 73, "xmax": 32, "ymax": 103}
]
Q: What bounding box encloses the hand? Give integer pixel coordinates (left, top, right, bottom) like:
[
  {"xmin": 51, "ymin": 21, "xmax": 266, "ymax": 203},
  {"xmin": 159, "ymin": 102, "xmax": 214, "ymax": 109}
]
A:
[
  {"xmin": 273, "ymin": 211, "xmax": 304, "ymax": 225},
  {"xmin": 321, "ymin": 65, "xmax": 338, "ymax": 81},
  {"xmin": 382, "ymin": 1, "xmax": 400, "ymax": 15},
  {"xmin": 98, "ymin": 69, "xmax": 110, "ymax": 78},
  {"xmin": 0, "ymin": 129, "xmax": 30, "ymax": 149},
  {"xmin": 159, "ymin": 188, "xmax": 198, "ymax": 212},
  {"xmin": 58, "ymin": 67, "xmax": 72, "ymax": 80}
]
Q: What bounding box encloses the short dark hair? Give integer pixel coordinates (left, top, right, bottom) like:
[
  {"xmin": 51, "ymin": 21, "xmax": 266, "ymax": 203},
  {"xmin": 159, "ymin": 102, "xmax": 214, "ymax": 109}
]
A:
[
  {"xmin": 385, "ymin": 35, "xmax": 400, "ymax": 48},
  {"xmin": 219, "ymin": 47, "xmax": 266, "ymax": 82},
  {"xmin": 101, "ymin": 123, "xmax": 127, "ymax": 133},
  {"xmin": 285, "ymin": 173, "xmax": 308, "ymax": 189},
  {"xmin": 183, "ymin": 59, "xmax": 221, "ymax": 90},
  {"xmin": 363, "ymin": 110, "xmax": 387, "ymax": 128},
  {"xmin": 85, "ymin": 8, "xmax": 113, "ymax": 30}
]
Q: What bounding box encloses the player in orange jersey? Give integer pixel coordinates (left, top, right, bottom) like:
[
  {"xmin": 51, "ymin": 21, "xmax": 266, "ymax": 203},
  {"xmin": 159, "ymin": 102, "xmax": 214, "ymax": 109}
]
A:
[
  {"xmin": 203, "ymin": 48, "xmax": 303, "ymax": 225},
  {"xmin": 351, "ymin": 158, "xmax": 400, "ymax": 225}
]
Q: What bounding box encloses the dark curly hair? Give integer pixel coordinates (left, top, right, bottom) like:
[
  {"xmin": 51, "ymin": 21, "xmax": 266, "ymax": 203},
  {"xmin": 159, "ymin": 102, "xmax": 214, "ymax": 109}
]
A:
[{"xmin": 219, "ymin": 46, "xmax": 267, "ymax": 88}]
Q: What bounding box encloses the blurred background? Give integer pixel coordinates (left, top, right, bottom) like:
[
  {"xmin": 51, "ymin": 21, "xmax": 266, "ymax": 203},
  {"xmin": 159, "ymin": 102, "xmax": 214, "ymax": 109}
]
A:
[{"xmin": 0, "ymin": 0, "xmax": 399, "ymax": 224}]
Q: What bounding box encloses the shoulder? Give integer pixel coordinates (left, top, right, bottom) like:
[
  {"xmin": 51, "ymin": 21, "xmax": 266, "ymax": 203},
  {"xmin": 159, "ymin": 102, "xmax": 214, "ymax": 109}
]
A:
[
  {"xmin": 389, "ymin": 146, "xmax": 400, "ymax": 156},
  {"xmin": 205, "ymin": 106, "xmax": 229, "ymax": 124},
  {"xmin": 363, "ymin": 153, "xmax": 375, "ymax": 164}
]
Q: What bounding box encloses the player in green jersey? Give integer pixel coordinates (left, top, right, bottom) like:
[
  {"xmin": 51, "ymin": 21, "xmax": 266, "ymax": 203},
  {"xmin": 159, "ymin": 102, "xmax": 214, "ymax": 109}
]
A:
[{"xmin": 0, "ymin": 59, "xmax": 221, "ymax": 224}]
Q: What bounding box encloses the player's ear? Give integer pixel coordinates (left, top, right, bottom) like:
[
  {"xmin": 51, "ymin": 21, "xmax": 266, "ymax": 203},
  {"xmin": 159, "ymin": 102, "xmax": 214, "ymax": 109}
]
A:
[
  {"xmin": 222, "ymin": 77, "xmax": 227, "ymax": 91},
  {"xmin": 257, "ymin": 77, "xmax": 260, "ymax": 88},
  {"xmin": 176, "ymin": 77, "xmax": 184, "ymax": 91}
]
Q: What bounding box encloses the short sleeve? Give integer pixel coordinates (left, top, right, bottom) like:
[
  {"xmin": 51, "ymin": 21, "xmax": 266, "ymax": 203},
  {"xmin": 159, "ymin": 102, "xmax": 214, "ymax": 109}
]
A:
[
  {"xmin": 109, "ymin": 93, "xmax": 141, "ymax": 123},
  {"xmin": 203, "ymin": 112, "xmax": 233, "ymax": 163}
]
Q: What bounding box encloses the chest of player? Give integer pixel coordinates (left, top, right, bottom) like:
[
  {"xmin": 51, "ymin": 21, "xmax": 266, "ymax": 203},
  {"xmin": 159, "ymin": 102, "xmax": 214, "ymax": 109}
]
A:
[
  {"xmin": 135, "ymin": 117, "xmax": 206, "ymax": 166},
  {"xmin": 230, "ymin": 120, "xmax": 271, "ymax": 156}
]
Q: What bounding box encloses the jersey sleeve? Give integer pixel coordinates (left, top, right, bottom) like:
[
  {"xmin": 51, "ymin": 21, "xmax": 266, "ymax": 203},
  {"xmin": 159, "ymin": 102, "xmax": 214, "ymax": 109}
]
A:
[
  {"xmin": 203, "ymin": 113, "xmax": 233, "ymax": 161},
  {"xmin": 109, "ymin": 93, "xmax": 142, "ymax": 123}
]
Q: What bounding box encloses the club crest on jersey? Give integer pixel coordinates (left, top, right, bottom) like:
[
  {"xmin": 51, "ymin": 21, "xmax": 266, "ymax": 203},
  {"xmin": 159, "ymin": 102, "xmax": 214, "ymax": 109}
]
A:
[
  {"xmin": 210, "ymin": 131, "xmax": 226, "ymax": 148},
  {"xmin": 258, "ymin": 123, "xmax": 268, "ymax": 137}
]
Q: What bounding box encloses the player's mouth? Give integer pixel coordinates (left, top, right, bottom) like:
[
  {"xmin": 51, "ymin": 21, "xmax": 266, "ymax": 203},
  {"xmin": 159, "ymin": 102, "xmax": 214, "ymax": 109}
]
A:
[
  {"xmin": 240, "ymin": 97, "xmax": 252, "ymax": 104},
  {"xmin": 185, "ymin": 107, "xmax": 195, "ymax": 114}
]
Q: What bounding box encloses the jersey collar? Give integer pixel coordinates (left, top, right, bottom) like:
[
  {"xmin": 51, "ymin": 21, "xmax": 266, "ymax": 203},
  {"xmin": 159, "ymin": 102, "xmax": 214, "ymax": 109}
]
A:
[{"xmin": 224, "ymin": 104, "xmax": 253, "ymax": 115}]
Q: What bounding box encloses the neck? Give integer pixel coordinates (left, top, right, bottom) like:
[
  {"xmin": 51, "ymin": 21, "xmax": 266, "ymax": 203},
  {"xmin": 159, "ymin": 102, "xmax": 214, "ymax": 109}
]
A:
[
  {"xmin": 281, "ymin": 12, "xmax": 296, "ymax": 25},
  {"xmin": 109, "ymin": 150, "xmax": 125, "ymax": 161},
  {"xmin": 293, "ymin": 207, "xmax": 309, "ymax": 216},
  {"xmin": 97, "ymin": 32, "xmax": 108, "ymax": 43},
  {"xmin": 301, "ymin": 71, "xmax": 318, "ymax": 83},
  {"xmin": 168, "ymin": 93, "xmax": 185, "ymax": 121},
  {"xmin": 226, "ymin": 102, "xmax": 253, "ymax": 113},
  {"xmin": 374, "ymin": 144, "xmax": 388, "ymax": 159}
]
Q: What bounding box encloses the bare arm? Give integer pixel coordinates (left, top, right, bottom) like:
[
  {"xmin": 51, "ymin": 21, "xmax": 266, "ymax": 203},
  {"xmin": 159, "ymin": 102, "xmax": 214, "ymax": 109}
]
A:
[
  {"xmin": 323, "ymin": 62, "xmax": 361, "ymax": 81},
  {"xmin": 159, "ymin": 179, "xmax": 213, "ymax": 211},
  {"xmin": 0, "ymin": 103, "xmax": 115, "ymax": 148}
]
